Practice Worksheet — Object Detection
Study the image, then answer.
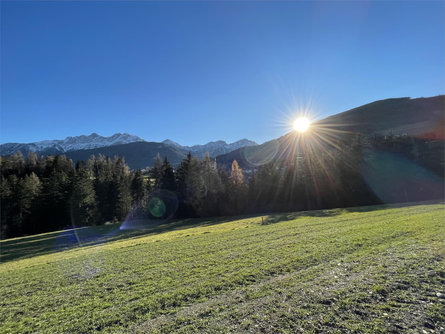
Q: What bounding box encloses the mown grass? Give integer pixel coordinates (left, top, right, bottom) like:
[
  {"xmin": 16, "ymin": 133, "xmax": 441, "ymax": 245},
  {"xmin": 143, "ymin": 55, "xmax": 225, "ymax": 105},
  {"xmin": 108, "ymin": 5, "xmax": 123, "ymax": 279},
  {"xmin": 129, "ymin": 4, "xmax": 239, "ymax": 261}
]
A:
[{"xmin": 1, "ymin": 202, "xmax": 444, "ymax": 333}]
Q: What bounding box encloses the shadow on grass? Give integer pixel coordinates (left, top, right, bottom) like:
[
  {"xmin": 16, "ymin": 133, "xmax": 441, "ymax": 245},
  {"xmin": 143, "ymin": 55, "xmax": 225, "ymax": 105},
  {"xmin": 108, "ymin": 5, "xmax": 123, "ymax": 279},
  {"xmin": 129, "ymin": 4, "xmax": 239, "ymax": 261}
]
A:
[
  {"xmin": 261, "ymin": 200, "xmax": 444, "ymax": 225},
  {"xmin": 261, "ymin": 208, "xmax": 345, "ymax": 225},
  {"xmin": 2, "ymin": 200, "xmax": 442, "ymax": 263},
  {"xmin": 0, "ymin": 216, "xmax": 231, "ymax": 263}
]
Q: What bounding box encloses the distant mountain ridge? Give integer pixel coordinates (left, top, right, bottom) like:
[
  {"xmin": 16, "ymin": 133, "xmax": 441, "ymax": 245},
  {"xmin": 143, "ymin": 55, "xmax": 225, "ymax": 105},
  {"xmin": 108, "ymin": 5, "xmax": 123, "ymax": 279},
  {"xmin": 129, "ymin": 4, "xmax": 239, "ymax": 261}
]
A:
[
  {"xmin": 0, "ymin": 133, "xmax": 257, "ymax": 158},
  {"xmin": 0, "ymin": 133, "xmax": 145, "ymax": 156},
  {"xmin": 0, "ymin": 133, "xmax": 258, "ymax": 169},
  {"xmin": 162, "ymin": 139, "xmax": 258, "ymax": 158}
]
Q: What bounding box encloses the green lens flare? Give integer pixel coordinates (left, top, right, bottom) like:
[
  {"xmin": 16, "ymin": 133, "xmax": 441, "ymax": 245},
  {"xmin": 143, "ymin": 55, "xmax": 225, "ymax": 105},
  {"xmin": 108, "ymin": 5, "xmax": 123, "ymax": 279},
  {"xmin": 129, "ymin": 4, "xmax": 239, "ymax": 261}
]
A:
[{"xmin": 148, "ymin": 197, "xmax": 166, "ymax": 218}]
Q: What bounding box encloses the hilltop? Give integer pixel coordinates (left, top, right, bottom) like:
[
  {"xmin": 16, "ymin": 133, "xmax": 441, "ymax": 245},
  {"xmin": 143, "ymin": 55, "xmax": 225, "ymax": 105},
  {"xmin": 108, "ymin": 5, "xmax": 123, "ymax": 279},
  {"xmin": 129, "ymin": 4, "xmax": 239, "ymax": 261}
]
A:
[{"xmin": 217, "ymin": 95, "xmax": 445, "ymax": 169}]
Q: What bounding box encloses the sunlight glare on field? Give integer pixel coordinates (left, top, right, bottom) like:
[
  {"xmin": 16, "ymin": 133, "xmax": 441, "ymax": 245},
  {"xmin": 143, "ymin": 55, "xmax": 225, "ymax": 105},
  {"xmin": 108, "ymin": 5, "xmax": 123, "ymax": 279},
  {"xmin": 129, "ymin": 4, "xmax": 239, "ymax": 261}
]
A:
[{"xmin": 293, "ymin": 117, "xmax": 311, "ymax": 133}]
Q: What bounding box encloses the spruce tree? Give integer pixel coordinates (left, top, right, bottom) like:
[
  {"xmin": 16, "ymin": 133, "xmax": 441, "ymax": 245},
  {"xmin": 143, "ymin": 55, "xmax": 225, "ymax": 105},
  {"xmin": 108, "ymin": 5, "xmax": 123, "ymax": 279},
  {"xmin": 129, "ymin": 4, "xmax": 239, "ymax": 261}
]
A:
[
  {"xmin": 92, "ymin": 155, "xmax": 114, "ymax": 222},
  {"xmin": 71, "ymin": 162, "xmax": 97, "ymax": 227},
  {"xmin": 112, "ymin": 157, "xmax": 132, "ymax": 222},
  {"xmin": 21, "ymin": 172, "xmax": 42, "ymax": 234},
  {"xmin": 176, "ymin": 153, "xmax": 199, "ymax": 216},
  {"xmin": 160, "ymin": 157, "xmax": 176, "ymax": 191},
  {"xmin": 200, "ymin": 152, "xmax": 222, "ymax": 216},
  {"xmin": 131, "ymin": 169, "xmax": 146, "ymax": 206},
  {"xmin": 151, "ymin": 153, "xmax": 163, "ymax": 189}
]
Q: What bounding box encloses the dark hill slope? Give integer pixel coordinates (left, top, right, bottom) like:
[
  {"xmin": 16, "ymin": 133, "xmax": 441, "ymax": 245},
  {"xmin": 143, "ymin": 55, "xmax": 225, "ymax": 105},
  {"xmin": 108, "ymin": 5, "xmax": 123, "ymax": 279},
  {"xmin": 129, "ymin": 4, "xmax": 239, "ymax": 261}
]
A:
[
  {"xmin": 65, "ymin": 142, "xmax": 186, "ymax": 169},
  {"xmin": 317, "ymin": 95, "xmax": 444, "ymax": 139},
  {"xmin": 216, "ymin": 95, "xmax": 445, "ymax": 169}
]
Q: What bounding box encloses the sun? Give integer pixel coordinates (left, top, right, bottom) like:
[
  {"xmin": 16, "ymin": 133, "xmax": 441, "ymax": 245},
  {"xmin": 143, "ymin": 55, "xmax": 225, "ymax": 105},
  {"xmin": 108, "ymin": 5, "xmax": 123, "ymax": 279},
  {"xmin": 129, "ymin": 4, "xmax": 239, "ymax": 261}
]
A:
[{"xmin": 293, "ymin": 117, "xmax": 311, "ymax": 133}]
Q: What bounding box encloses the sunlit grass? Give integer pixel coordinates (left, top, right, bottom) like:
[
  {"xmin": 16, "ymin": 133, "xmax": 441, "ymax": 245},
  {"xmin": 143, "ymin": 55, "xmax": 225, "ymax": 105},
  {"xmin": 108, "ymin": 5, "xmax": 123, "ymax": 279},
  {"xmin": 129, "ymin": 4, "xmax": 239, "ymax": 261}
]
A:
[{"xmin": 1, "ymin": 202, "xmax": 444, "ymax": 333}]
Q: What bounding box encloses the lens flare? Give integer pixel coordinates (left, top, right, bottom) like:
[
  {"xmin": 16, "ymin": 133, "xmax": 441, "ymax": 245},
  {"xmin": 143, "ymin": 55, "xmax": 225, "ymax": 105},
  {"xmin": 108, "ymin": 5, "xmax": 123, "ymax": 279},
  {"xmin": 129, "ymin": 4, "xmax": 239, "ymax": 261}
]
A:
[
  {"xmin": 121, "ymin": 189, "xmax": 179, "ymax": 230},
  {"xmin": 148, "ymin": 196, "xmax": 166, "ymax": 218},
  {"xmin": 293, "ymin": 117, "xmax": 311, "ymax": 133}
]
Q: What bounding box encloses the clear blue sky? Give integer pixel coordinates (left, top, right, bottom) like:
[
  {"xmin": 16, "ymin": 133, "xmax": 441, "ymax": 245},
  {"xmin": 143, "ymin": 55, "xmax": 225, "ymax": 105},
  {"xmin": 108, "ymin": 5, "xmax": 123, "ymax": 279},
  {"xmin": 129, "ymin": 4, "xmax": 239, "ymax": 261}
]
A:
[{"xmin": 1, "ymin": 1, "xmax": 444, "ymax": 145}]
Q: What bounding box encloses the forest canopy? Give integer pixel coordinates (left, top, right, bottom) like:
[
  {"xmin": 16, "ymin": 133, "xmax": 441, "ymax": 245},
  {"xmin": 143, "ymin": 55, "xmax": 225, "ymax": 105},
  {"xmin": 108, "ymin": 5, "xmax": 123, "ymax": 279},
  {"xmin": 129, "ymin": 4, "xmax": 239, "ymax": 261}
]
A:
[{"xmin": 1, "ymin": 134, "xmax": 443, "ymax": 239}]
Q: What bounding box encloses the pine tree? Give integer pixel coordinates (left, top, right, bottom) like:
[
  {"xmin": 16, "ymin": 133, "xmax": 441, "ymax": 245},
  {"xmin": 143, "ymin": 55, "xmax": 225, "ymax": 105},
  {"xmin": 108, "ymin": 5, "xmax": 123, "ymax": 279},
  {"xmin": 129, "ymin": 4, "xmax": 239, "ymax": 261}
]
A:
[
  {"xmin": 200, "ymin": 152, "xmax": 222, "ymax": 216},
  {"xmin": 131, "ymin": 169, "xmax": 146, "ymax": 206},
  {"xmin": 176, "ymin": 153, "xmax": 193, "ymax": 197},
  {"xmin": 92, "ymin": 155, "xmax": 114, "ymax": 222},
  {"xmin": 71, "ymin": 162, "xmax": 97, "ymax": 227},
  {"xmin": 151, "ymin": 153, "xmax": 163, "ymax": 189},
  {"xmin": 21, "ymin": 172, "xmax": 42, "ymax": 234},
  {"xmin": 40, "ymin": 155, "xmax": 73, "ymax": 231},
  {"xmin": 0, "ymin": 175, "xmax": 11, "ymax": 238},
  {"xmin": 112, "ymin": 157, "xmax": 132, "ymax": 222},
  {"xmin": 1, "ymin": 175, "xmax": 16, "ymax": 237},
  {"xmin": 159, "ymin": 157, "xmax": 176, "ymax": 191},
  {"xmin": 176, "ymin": 153, "xmax": 202, "ymax": 216}
]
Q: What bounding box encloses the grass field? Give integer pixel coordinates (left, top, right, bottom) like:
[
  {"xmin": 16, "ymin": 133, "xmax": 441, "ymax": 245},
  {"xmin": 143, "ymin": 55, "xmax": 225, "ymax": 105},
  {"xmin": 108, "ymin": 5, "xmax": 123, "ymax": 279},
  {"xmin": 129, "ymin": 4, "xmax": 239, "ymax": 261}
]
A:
[{"xmin": 1, "ymin": 202, "xmax": 444, "ymax": 333}]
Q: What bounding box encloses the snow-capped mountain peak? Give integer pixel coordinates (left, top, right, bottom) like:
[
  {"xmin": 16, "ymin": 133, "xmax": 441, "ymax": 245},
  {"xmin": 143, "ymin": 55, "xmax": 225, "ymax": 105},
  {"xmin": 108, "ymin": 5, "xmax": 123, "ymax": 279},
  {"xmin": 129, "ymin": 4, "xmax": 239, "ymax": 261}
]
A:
[
  {"xmin": 0, "ymin": 133, "xmax": 145, "ymax": 155},
  {"xmin": 162, "ymin": 138, "xmax": 258, "ymax": 158},
  {"xmin": 1, "ymin": 133, "xmax": 257, "ymax": 159}
]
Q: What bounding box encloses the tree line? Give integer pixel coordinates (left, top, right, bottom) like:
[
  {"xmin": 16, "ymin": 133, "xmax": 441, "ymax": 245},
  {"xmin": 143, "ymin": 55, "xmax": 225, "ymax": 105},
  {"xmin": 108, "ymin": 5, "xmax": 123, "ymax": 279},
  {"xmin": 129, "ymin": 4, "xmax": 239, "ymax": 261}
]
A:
[{"xmin": 1, "ymin": 134, "xmax": 443, "ymax": 239}]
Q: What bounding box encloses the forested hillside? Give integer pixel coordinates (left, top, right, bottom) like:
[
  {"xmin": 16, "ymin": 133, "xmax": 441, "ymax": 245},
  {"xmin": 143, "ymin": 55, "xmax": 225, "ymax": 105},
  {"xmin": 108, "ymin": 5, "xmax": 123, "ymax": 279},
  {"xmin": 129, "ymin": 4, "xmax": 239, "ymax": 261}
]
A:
[
  {"xmin": 1, "ymin": 131, "xmax": 443, "ymax": 239},
  {"xmin": 65, "ymin": 141, "xmax": 186, "ymax": 169}
]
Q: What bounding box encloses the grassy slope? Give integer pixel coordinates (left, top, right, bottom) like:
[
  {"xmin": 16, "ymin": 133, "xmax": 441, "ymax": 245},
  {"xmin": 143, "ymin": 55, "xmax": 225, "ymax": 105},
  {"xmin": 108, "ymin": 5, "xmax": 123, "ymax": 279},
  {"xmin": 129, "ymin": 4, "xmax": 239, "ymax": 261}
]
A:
[{"xmin": 1, "ymin": 203, "xmax": 444, "ymax": 333}]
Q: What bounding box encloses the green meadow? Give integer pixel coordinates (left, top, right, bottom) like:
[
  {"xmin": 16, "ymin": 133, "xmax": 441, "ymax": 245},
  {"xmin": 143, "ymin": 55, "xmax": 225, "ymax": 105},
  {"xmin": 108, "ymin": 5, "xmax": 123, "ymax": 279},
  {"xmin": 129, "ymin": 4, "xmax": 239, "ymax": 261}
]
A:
[{"xmin": 1, "ymin": 202, "xmax": 444, "ymax": 333}]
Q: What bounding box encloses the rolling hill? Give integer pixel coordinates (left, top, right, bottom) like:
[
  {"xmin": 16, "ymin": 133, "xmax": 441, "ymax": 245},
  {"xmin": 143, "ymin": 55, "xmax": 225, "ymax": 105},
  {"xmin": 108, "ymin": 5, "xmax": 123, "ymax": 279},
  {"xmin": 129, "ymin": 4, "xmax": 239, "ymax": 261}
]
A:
[
  {"xmin": 317, "ymin": 95, "xmax": 444, "ymax": 139},
  {"xmin": 1, "ymin": 202, "xmax": 444, "ymax": 332},
  {"xmin": 216, "ymin": 95, "xmax": 445, "ymax": 169}
]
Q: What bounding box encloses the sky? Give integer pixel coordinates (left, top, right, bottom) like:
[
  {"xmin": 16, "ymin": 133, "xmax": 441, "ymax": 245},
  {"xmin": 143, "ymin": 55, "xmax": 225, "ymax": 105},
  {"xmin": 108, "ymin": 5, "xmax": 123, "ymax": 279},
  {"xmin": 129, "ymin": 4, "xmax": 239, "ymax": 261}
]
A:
[{"xmin": 1, "ymin": 1, "xmax": 444, "ymax": 146}]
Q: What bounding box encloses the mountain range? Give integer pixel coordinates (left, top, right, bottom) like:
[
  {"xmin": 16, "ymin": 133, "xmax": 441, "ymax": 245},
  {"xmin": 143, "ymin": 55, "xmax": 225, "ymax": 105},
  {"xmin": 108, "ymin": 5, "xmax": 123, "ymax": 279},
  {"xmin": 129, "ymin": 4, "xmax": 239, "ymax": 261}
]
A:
[
  {"xmin": 162, "ymin": 139, "xmax": 257, "ymax": 158},
  {"xmin": 0, "ymin": 133, "xmax": 258, "ymax": 169},
  {"xmin": 0, "ymin": 133, "xmax": 145, "ymax": 156},
  {"xmin": 1, "ymin": 95, "xmax": 443, "ymax": 169}
]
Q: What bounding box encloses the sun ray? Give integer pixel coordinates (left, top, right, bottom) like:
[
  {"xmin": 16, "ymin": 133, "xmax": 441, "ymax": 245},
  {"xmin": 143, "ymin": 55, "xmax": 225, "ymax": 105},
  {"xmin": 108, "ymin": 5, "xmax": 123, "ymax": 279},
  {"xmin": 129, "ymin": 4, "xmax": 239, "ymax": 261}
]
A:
[{"xmin": 293, "ymin": 117, "xmax": 311, "ymax": 132}]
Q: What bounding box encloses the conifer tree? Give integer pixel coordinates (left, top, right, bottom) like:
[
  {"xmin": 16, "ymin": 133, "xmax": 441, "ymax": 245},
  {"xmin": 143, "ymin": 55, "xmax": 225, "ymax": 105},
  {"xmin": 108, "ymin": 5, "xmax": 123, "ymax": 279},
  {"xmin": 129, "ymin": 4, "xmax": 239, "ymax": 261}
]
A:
[
  {"xmin": 71, "ymin": 162, "xmax": 97, "ymax": 227},
  {"xmin": 92, "ymin": 155, "xmax": 114, "ymax": 222},
  {"xmin": 200, "ymin": 152, "xmax": 222, "ymax": 216},
  {"xmin": 176, "ymin": 153, "xmax": 202, "ymax": 216},
  {"xmin": 40, "ymin": 155, "xmax": 74, "ymax": 231},
  {"xmin": 21, "ymin": 172, "xmax": 42, "ymax": 234},
  {"xmin": 112, "ymin": 157, "xmax": 132, "ymax": 221},
  {"xmin": 160, "ymin": 157, "xmax": 176, "ymax": 191},
  {"xmin": 131, "ymin": 169, "xmax": 146, "ymax": 206},
  {"xmin": 151, "ymin": 153, "xmax": 163, "ymax": 189}
]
